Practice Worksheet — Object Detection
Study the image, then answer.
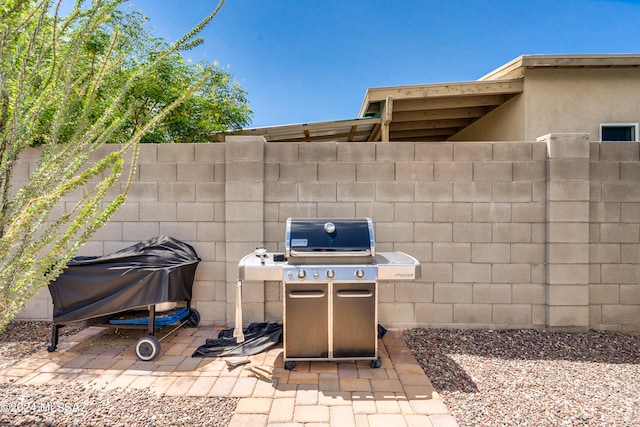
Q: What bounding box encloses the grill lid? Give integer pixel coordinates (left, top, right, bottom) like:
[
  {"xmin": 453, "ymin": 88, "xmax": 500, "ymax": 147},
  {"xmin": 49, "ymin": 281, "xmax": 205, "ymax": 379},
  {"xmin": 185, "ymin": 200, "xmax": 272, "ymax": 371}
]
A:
[{"xmin": 285, "ymin": 218, "xmax": 375, "ymax": 258}]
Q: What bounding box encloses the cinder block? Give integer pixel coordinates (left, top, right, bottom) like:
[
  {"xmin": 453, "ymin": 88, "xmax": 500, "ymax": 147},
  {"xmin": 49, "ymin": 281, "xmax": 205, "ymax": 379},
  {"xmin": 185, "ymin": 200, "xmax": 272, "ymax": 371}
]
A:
[
  {"xmin": 512, "ymin": 284, "xmax": 545, "ymax": 304},
  {"xmin": 434, "ymin": 162, "xmax": 472, "ymax": 182},
  {"xmin": 394, "ymin": 202, "xmax": 433, "ymax": 222},
  {"xmin": 453, "ymin": 223, "xmax": 491, "ymax": 243},
  {"xmin": 265, "ymin": 142, "xmax": 299, "ymax": 162},
  {"xmin": 196, "ymin": 222, "xmax": 225, "ymax": 242},
  {"xmin": 548, "ymin": 243, "xmax": 589, "ymax": 264},
  {"xmin": 378, "ymin": 302, "xmax": 415, "ymax": 324},
  {"xmin": 548, "ymin": 264, "xmax": 589, "ymax": 285},
  {"xmin": 453, "ymin": 182, "xmax": 492, "ymax": 202},
  {"xmin": 434, "ymin": 203, "xmax": 472, "ymax": 222},
  {"xmin": 589, "ymin": 243, "xmax": 620, "ymax": 264},
  {"xmin": 492, "ymin": 264, "xmax": 531, "ymax": 284},
  {"xmin": 548, "ymin": 202, "xmax": 590, "ymax": 222},
  {"xmin": 621, "ymin": 203, "xmax": 640, "ymax": 222},
  {"xmin": 549, "ymin": 181, "xmax": 590, "ymax": 201},
  {"xmin": 375, "ymin": 222, "xmax": 414, "ymax": 243},
  {"xmin": 453, "ymin": 143, "xmax": 492, "ymax": 161},
  {"xmin": 600, "ymin": 223, "xmax": 640, "ymax": 243},
  {"xmin": 590, "ymin": 161, "xmax": 620, "ymax": 181},
  {"xmin": 589, "ymin": 284, "xmax": 620, "ymax": 304},
  {"xmin": 355, "ymin": 202, "xmax": 394, "ymax": 221},
  {"xmin": 122, "ymin": 222, "xmax": 159, "ymax": 241},
  {"xmin": 548, "ymin": 223, "xmax": 589, "ymax": 243},
  {"xmin": 474, "ymin": 163, "xmax": 512, "ymax": 181},
  {"xmin": 375, "ymin": 182, "xmax": 415, "ymax": 202},
  {"xmin": 421, "ymin": 263, "xmax": 453, "ymax": 283},
  {"xmin": 357, "ymin": 162, "xmax": 394, "ymax": 182},
  {"xmin": 602, "ymin": 182, "xmax": 640, "ymax": 202},
  {"xmin": 226, "ymin": 182, "xmax": 264, "ymax": 202},
  {"xmin": 453, "ymin": 303, "xmax": 492, "ymax": 324},
  {"xmin": 601, "ymin": 264, "xmax": 640, "ymax": 284},
  {"xmin": 159, "ymin": 222, "xmax": 197, "ymax": 240},
  {"xmin": 158, "ymin": 143, "xmax": 194, "ymax": 162},
  {"xmin": 318, "ymin": 162, "xmax": 356, "ymax": 182},
  {"xmin": 494, "ymin": 142, "xmax": 532, "ymax": 160},
  {"xmin": 299, "ymin": 142, "xmax": 337, "ymax": 162},
  {"xmin": 126, "ymin": 182, "xmax": 158, "ymax": 201},
  {"xmin": 511, "ymin": 243, "xmax": 545, "ymax": 263},
  {"xmin": 393, "ymin": 242, "xmax": 432, "ymax": 262},
  {"xmin": 337, "ymin": 142, "xmax": 375, "ymax": 162},
  {"xmin": 548, "ymin": 284, "xmax": 589, "ymax": 305},
  {"xmin": 91, "ymin": 221, "xmax": 123, "ymax": 241},
  {"xmin": 492, "ymin": 223, "xmax": 531, "ymax": 243},
  {"xmin": 433, "ymin": 243, "xmax": 470, "ymax": 263},
  {"xmin": 415, "ymin": 142, "xmax": 453, "ymax": 161},
  {"xmin": 453, "ymin": 263, "xmax": 491, "ymax": 283},
  {"xmin": 493, "ymin": 182, "xmax": 532, "ymax": 202},
  {"xmin": 415, "ymin": 303, "xmax": 453, "ymax": 324},
  {"xmin": 225, "ymin": 202, "xmax": 264, "ymax": 221},
  {"xmin": 317, "ymin": 202, "xmax": 356, "ymax": 218},
  {"xmin": 415, "ymin": 182, "xmax": 453, "ymax": 202},
  {"xmin": 473, "ymin": 283, "xmax": 511, "ymax": 303},
  {"xmin": 548, "ymin": 159, "xmax": 590, "ymax": 180},
  {"xmin": 473, "ymin": 203, "xmax": 511, "ymax": 222},
  {"xmin": 395, "ymin": 282, "xmax": 433, "ymax": 303},
  {"xmin": 225, "ymin": 221, "xmax": 264, "ymax": 242},
  {"xmin": 621, "ymin": 243, "xmax": 640, "ymax": 263},
  {"xmin": 602, "ymin": 304, "xmax": 640, "ymax": 325},
  {"xmin": 177, "ymin": 163, "xmax": 214, "ymax": 182},
  {"xmin": 139, "ymin": 202, "xmax": 177, "ymax": 221},
  {"xmin": 194, "ymin": 143, "xmax": 225, "ymax": 162},
  {"xmin": 337, "ymin": 182, "xmax": 375, "ymax": 202},
  {"xmin": 434, "ymin": 283, "xmax": 472, "ymax": 303},
  {"xmin": 376, "ymin": 142, "xmax": 415, "ymax": 161},
  {"xmin": 225, "ymin": 136, "xmax": 264, "ymax": 160},
  {"xmin": 298, "ymin": 182, "xmax": 336, "ymax": 202},
  {"xmin": 543, "ymin": 133, "xmax": 590, "ymax": 159},
  {"xmin": 196, "ymin": 182, "xmax": 225, "ymax": 202},
  {"xmin": 493, "ymin": 304, "xmax": 531, "ymax": 326},
  {"xmin": 396, "ymin": 162, "xmax": 433, "ymax": 182},
  {"xmin": 159, "ymin": 182, "xmax": 196, "ymax": 202},
  {"xmin": 600, "ymin": 142, "xmax": 639, "ymax": 162},
  {"xmin": 277, "ymin": 202, "xmax": 317, "ymax": 220},
  {"xmin": 225, "ymin": 161, "xmax": 264, "ymax": 181},
  {"xmin": 415, "ymin": 223, "xmax": 452, "ymax": 242},
  {"xmin": 620, "ymin": 162, "xmax": 640, "ymax": 180},
  {"xmin": 513, "ymin": 161, "xmax": 546, "ymax": 181},
  {"xmin": 548, "ymin": 306, "xmax": 589, "ymax": 328},
  {"xmin": 471, "ymin": 243, "xmax": 510, "ymax": 263}
]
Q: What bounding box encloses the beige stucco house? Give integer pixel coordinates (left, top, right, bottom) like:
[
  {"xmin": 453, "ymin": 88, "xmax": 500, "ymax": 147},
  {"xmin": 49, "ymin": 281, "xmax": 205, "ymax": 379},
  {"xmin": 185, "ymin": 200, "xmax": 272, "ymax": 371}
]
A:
[{"xmin": 239, "ymin": 54, "xmax": 640, "ymax": 144}]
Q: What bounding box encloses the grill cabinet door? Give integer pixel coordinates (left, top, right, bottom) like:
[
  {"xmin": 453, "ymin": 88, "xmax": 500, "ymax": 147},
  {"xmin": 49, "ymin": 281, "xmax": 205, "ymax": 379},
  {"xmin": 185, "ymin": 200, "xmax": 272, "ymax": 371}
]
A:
[
  {"xmin": 332, "ymin": 282, "xmax": 376, "ymax": 358},
  {"xmin": 284, "ymin": 283, "xmax": 329, "ymax": 358}
]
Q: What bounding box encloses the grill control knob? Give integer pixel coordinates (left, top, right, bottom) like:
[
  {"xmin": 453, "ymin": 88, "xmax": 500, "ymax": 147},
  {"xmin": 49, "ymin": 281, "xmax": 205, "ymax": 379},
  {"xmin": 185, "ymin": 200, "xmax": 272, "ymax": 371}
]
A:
[
  {"xmin": 297, "ymin": 269, "xmax": 307, "ymax": 280},
  {"xmin": 313, "ymin": 271, "xmax": 320, "ymax": 279},
  {"xmin": 326, "ymin": 269, "xmax": 335, "ymax": 279},
  {"xmin": 355, "ymin": 269, "xmax": 365, "ymax": 280}
]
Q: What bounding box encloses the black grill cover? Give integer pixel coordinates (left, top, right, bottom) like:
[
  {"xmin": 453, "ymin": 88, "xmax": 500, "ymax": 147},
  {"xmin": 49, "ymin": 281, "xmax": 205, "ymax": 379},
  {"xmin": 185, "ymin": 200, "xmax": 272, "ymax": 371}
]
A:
[{"xmin": 48, "ymin": 236, "xmax": 200, "ymax": 324}]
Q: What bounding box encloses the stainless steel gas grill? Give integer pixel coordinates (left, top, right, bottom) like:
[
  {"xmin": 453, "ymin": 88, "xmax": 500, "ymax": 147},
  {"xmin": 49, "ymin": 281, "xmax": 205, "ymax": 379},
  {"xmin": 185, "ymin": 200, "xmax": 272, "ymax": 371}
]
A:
[{"xmin": 237, "ymin": 218, "xmax": 420, "ymax": 370}]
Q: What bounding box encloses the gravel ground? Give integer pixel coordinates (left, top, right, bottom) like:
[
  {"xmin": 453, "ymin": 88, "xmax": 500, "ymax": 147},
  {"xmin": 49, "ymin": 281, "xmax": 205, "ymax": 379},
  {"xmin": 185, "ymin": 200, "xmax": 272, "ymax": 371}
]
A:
[
  {"xmin": 404, "ymin": 328, "xmax": 640, "ymax": 427},
  {"xmin": 0, "ymin": 321, "xmax": 237, "ymax": 427}
]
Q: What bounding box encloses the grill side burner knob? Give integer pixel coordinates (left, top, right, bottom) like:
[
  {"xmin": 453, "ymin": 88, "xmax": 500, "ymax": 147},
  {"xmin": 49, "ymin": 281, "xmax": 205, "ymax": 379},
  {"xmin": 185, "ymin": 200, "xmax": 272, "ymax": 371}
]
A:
[
  {"xmin": 297, "ymin": 269, "xmax": 307, "ymax": 280},
  {"xmin": 326, "ymin": 269, "xmax": 335, "ymax": 279},
  {"xmin": 355, "ymin": 269, "xmax": 365, "ymax": 279}
]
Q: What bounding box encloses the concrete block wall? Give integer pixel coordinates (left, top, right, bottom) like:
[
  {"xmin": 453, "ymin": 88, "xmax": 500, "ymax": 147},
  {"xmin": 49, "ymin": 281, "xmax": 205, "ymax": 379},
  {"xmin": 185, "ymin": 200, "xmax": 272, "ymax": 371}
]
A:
[
  {"xmin": 14, "ymin": 134, "xmax": 640, "ymax": 332},
  {"xmin": 589, "ymin": 141, "xmax": 640, "ymax": 331}
]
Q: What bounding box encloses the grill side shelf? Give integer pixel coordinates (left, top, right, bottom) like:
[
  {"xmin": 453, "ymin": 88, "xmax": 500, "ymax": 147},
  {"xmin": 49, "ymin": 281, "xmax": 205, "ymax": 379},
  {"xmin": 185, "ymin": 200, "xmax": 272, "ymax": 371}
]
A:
[{"xmin": 375, "ymin": 252, "xmax": 421, "ymax": 281}]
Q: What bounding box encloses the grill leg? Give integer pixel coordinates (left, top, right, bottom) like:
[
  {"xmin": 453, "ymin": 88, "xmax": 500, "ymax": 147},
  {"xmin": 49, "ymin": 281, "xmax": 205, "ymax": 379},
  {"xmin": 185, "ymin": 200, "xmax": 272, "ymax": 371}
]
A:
[{"xmin": 48, "ymin": 324, "xmax": 61, "ymax": 352}]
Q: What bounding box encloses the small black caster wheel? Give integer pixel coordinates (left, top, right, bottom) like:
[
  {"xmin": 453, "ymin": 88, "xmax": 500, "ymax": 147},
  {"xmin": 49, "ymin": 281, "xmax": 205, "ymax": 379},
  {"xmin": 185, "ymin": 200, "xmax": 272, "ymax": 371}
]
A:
[
  {"xmin": 187, "ymin": 308, "xmax": 201, "ymax": 327},
  {"xmin": 371, "ymin": 357, "xmax": 382, "ymax": 369},
  {"xmin": 135, "ymin": 335, "xmax": 161, "ymax": 361},
  {"xmin": 47, "ymin": 345, "xmax": 56, "ymax": 353},
  {"xmin": 284, "ymin": 361, "xmax": 296, "ymax": 371}
]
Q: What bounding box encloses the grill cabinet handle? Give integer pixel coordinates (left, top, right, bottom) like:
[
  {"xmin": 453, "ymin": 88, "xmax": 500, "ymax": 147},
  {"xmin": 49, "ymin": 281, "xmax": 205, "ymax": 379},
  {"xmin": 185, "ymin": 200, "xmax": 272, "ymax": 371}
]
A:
[
  {"xmin": 336, "ymin": 290, "xmax": 373, "ymax": 298},
  {"xmin": 288, "ymin": 290, "xmax": 325, "ymax": 299}
]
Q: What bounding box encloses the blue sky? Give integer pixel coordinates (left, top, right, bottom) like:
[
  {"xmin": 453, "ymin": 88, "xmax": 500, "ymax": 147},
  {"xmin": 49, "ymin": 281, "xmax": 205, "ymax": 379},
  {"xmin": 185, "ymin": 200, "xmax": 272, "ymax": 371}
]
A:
[{"xmin": 124, "ymin": 0, "xmax": 640, "ymax": 128}]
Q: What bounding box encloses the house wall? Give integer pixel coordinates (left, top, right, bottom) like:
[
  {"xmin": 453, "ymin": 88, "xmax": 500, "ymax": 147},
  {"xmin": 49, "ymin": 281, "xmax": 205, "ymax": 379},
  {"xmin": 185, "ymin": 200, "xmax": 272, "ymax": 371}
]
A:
[
  {"xmin": 449, "ymin": 93, "xmax": 525, "ymax": 141},
  {"xmin": 524, "ymin": 68, "xmax": 640, "ymax": 141},
  {"xmin": 15, "ymin": 135, "xmax": 640, "ymax": 332}
]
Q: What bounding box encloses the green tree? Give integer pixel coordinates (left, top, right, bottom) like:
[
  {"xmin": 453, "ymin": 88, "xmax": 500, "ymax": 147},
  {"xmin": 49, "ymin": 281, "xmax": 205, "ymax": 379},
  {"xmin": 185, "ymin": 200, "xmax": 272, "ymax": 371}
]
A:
[{"xmin": 0, "ymin": 0, "xmax": 230, "ymax": 331}]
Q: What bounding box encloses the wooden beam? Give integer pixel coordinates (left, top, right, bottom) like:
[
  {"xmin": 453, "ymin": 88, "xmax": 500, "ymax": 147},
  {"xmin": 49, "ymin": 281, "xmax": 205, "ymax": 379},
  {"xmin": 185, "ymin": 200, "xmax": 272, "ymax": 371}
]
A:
[
  {"xmin": 393, "ymin": 106, "xmax": 488, "ymax": 122},
  {"xmin": 381, "ymin": 96, "xmax": 393, "ymax": 142},
  {"xmin": 392, "ymin": 94, "xmax": 509, "ymax": 112},
  {"xmin": 389, "ymin": 118, "xmax": 472, "ymax": 132}
]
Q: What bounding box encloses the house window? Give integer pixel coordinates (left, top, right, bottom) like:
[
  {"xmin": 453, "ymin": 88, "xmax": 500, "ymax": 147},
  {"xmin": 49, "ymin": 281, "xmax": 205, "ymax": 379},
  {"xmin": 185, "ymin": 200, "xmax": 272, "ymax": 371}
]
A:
[{"xmin": 600, "ymin": 123, "xmax": 638, "ymax": 142}]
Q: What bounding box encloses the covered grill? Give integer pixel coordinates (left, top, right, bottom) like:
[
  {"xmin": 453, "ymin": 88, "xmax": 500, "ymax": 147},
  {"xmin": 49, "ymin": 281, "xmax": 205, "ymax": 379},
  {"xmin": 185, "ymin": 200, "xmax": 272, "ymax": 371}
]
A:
[{"xmin": 238, "ymin": 218, "xmax": 420, "ymax": 370}]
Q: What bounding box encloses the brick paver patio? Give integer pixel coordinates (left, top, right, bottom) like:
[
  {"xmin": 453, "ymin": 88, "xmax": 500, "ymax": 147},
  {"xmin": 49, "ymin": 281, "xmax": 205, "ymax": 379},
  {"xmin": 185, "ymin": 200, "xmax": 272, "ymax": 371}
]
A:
[{"xmin": 0, "ymin": 325, "xmax": 458, "ymax": 427}]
